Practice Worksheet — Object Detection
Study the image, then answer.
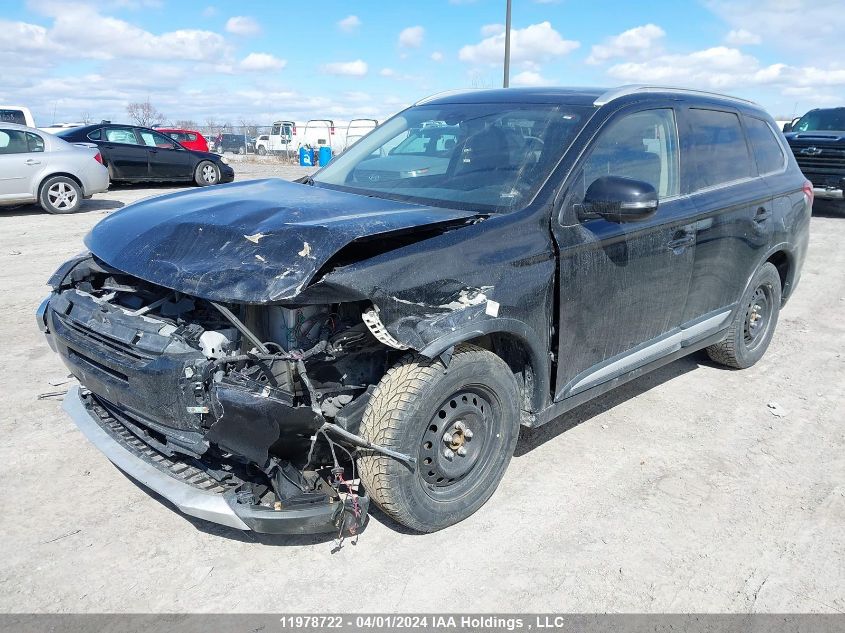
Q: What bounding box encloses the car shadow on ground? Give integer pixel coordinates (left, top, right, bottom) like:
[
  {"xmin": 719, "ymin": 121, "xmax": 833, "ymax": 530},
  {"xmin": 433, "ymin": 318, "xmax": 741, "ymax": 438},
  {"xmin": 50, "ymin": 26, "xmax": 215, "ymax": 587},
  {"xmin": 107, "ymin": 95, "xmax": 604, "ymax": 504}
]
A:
[
  {"xmin": 515, "ymin": 352, "xmax": 703, "ymax": 456},
  {"xmin": 1, "ymin": 198, "xmax": 125, "ymax": 217}
]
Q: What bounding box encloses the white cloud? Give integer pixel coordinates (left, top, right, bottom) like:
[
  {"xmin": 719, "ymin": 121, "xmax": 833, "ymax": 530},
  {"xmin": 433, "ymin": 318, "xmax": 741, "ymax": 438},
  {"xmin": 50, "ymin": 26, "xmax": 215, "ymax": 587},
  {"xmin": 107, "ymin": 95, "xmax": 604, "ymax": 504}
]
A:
[
  {"xmin": 587, "ymin": 24, "xmax": 665, "ymax": 64},
  {"xmin": 398, "ymin": 25, "xmax": 425, "ymax": 48},
  {"xmin": 239, "ymin": 53, "xmax": 286, "ymax": 71},
  {"xmin": 725, "ymin": 28, "xmax": 761, "ymax": 46},
  {"xmin": 511, "ymin": 71, "xmax": 551, "ymax": 86},
  {"xmin": 430, "ymin": 51, "xmax": 444, "ymax": 62},
  {"xmin": 480, "ymin": 23, "xmax": 504, "ymax": 37},
  {"xmin": 337, "ymin": 15, "xmax": 361, "ymax": 33},
  {"xmin": 201, "ymin": 6, "xmax": 217, "ymax": 18},
  {"xmin": 1, "ymin": 6, "xmax": 230, "ymax": 63},
  {"xmin": 459, "ymin": 21, "xmax": 579, "ymax": 65},
  {"xmin": 322, "ymin": 59, "xmax": 368, "ymax": 77},
  {"xmin": 379, "ymin": 68, "xmax": 396, "ymax": 77},
  {"xmin": 225, "ymin": 16, "xmax": 261, "ymax": 36}
]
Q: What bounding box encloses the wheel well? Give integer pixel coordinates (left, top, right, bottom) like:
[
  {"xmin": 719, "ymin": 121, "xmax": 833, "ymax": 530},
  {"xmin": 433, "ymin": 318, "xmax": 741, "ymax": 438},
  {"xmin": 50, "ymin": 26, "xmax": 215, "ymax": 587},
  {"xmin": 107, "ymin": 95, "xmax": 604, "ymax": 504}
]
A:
[
  {"xmin": 465, "ymin": 332, "xmax": 535, "ymax": 414},
  {"xmin": 38, "ymin": 172, "xmax": 83, "ymax": 197},
  {"xmin": 766, "ymin": 250, "xmax": 789, "ymax": 292}
]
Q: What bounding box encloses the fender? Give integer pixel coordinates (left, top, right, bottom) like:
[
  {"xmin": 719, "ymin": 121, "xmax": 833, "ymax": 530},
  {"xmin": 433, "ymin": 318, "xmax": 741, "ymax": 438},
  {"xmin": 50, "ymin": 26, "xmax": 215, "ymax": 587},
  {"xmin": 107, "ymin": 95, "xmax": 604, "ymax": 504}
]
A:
[{"xmin": 417, "ymin": 317, "xmax": 551, "ymax": 413}]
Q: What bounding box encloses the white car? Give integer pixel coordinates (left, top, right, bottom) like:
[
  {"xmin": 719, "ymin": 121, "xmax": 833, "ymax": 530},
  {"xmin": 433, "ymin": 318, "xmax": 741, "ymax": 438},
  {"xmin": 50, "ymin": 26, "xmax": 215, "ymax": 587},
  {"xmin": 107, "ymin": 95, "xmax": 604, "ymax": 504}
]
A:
[{"xmin": 0, "ymin": 122, "xmax": 109, "ymax": 214}]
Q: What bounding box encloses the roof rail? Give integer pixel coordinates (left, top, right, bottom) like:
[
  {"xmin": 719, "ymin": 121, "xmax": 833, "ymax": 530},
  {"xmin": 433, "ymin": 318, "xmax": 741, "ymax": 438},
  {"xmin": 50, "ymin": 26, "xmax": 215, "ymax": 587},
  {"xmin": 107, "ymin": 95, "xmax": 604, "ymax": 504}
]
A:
[
  {"xmin": 414, "ymin": 89, "xmax": 476, "ymax": 105},
  {"xmin": 594, "ymin": 84, "xmax": 758, "ymax": 107}
]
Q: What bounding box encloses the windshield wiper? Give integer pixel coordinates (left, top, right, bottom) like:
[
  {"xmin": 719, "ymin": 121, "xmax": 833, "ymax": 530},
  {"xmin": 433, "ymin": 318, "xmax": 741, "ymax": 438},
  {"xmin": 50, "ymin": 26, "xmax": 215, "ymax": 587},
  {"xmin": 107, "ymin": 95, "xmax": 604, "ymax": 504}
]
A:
[{"xmin": 297, "ymin": 175, "xmax": 315, "ymax": 186}]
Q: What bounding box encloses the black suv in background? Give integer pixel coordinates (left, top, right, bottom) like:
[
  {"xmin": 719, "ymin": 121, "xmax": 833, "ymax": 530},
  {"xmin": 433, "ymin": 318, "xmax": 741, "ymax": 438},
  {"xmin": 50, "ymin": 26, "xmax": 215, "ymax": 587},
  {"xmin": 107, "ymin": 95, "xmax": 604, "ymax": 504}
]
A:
[
  {"xmin": 212, "ymin": 133, "xmax": 255, "ymax": 154},
  {"xmin": 57, "ymin": 124, "xmax": 234, "ymax": 186},
  {"xmin": 40, "ymin": 86, "xmax": 811, "ymax": 536},
  {"xmin": 783, "ymin": 107, "xmax": 845, "ymax": 211}
]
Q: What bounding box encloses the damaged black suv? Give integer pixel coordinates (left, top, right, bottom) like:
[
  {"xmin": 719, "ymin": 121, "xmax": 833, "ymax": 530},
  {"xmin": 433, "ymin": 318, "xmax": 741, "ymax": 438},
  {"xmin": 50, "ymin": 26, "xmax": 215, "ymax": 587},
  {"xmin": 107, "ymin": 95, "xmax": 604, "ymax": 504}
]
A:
[{"xmin": 39, "ymin": 86, "xmax": 811, "ymax": 535}]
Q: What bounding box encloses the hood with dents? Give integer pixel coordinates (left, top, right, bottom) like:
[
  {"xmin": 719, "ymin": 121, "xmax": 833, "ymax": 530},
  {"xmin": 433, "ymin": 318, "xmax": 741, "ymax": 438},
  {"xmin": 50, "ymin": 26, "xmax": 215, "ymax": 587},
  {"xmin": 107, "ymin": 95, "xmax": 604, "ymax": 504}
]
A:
[{"xmin": 84, "ymin": 178, "xmax": 480, "ymax": 303}]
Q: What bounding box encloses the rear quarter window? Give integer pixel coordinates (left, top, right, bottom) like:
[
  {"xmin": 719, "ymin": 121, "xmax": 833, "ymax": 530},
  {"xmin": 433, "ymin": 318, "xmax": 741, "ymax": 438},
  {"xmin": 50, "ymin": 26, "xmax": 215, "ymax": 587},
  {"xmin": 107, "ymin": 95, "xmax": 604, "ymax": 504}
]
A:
[
  {"xmin": 744, "ymin": 116, "xmax": 786, "ymax": 174},
  {"xmin": 686, "ymin": 109, "xmax": 752, "ymax": 191}
]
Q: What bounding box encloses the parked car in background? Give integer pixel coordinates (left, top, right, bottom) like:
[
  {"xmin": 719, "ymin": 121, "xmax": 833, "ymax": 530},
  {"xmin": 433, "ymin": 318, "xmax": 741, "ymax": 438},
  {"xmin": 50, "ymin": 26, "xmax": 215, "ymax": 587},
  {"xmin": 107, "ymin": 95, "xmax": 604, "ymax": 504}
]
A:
[
  {"xmin": 56, "ymin": 123, "xmax": 233, "ymax": 186},
  {"xmin": 0, "ymin": 122, "xmax": 108, "ymax": 214},
  {"xmin": 156, "ymin": 128, "xmax": 209, "ymax": 152},
  {"xmin": 40, "ymin": 122, "xmax": 85, "ymax": 135},
  {"xmin": 41, "ymin": 87, "xmax": 811, "ymax": 536},
  {"xmin": 783, "ymin": 107, "xmax": 845, "ymax": 212},
  {"xmin": 212, "ymin": 133, "xmax": 254, "ymax": 154},
  {"xmin": 0, "ymin": 105, "xmax": 35, "ymax": 127}
]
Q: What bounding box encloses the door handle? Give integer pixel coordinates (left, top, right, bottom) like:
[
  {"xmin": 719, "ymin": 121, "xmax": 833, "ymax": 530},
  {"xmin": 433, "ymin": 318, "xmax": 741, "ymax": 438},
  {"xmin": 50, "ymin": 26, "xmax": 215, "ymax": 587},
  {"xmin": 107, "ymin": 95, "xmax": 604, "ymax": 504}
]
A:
[
  {"xmin": 754, "ymin": 207, "xmax": 771, "ymax": 222},
  {"xmin": 25, "ymin": 159, "xmax": 41, "ymax": 165},
  {"xmin": 667, "ymin": 229, "xmax": 695, "ymax": 253}
]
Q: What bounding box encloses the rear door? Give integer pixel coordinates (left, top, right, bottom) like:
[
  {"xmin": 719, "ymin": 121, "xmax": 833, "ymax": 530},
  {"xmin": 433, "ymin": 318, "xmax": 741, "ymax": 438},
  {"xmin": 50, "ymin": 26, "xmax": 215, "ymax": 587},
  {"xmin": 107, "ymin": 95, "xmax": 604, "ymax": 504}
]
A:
[
  {"xmin": 137, "ymin": 129, "xmax": 194, "ymax": 180},
  {"xmin": 101, "ymin": 127, "xmax": 149, "ymax": 180},
  {"xmin": 0, "ymin": 128, "xmax": 45, "ymax": 199},
  {"xmin": 553, "ymin": 105, "xmax": 698, "ymax": 399},
  {"xmin": 679, "ymin": 107, "xmax": 773, "ymax": 325}
]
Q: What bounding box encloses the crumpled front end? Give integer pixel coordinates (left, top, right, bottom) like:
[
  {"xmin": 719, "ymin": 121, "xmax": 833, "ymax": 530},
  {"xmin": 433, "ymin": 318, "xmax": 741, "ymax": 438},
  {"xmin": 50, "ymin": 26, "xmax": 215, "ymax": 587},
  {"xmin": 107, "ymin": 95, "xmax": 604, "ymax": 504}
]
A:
[{"xmin": 39, "ymin": 254, "xmax": 408, "ymax": 535}]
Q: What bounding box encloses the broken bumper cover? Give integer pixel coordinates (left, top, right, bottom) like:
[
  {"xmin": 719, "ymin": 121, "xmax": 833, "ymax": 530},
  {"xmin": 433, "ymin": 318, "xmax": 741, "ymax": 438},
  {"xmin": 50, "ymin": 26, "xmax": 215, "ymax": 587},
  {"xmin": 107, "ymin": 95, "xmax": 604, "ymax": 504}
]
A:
[{"xmin": 62, "ymin": 385, "xmax": 368, "ymax": 534}]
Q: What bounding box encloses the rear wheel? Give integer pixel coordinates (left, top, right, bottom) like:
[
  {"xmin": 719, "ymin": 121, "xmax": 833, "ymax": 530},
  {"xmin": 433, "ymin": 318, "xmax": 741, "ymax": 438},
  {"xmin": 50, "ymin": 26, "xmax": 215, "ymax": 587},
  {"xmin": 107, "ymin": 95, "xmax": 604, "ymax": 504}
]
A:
[
  {"xmin": 257, "ymin": 146, "xmax": 267, "ymax": 156},
  {"xmin": 706, "ymin": 262, "xmax": 781, "ymax": 369},
  {"xmin": 194, "ymin": 161, "xmax": 219, "ymax": 186},
  {"xmin": 39, "ymin": 176, "xmax": 81, "ymax": 214},
  {"xmin": 357, "ymin": 344, "xmax": 520, "ymax": 532}
]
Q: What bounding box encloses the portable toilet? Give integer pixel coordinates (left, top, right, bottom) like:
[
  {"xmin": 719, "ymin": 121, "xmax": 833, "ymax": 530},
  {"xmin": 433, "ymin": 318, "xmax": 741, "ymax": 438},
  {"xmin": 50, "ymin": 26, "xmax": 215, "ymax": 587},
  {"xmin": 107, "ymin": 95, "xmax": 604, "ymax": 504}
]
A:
[
  {"xmin": 318, "ymin": 145, "xmax": 332, "ymax": 166},
  {"xmin": 299, "ymin": 146, "xmax": 314, "ymax": 166}
]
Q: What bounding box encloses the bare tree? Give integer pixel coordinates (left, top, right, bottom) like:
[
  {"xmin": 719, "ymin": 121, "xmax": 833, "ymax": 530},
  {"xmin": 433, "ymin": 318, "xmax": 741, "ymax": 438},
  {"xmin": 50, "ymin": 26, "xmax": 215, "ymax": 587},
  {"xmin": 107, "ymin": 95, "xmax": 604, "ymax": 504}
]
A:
[
  {"xmin": 174, "ymin": 119, "xmax": 199, "ymax": 129},
  {"xmin": 79, "ymin": 111, "xmax": 92, "ymax": 125},
  {"xmin": 126, "ymin": 100, "xmax": 166, "ymax": 127}
]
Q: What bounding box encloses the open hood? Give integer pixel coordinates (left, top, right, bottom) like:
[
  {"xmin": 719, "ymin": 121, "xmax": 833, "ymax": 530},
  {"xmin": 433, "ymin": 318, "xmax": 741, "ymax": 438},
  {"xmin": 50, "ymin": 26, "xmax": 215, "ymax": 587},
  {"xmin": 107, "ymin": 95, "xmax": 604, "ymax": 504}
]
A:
[{"xmin": 84, "ymin": 178, "xmax": 479, "ymax": 303}]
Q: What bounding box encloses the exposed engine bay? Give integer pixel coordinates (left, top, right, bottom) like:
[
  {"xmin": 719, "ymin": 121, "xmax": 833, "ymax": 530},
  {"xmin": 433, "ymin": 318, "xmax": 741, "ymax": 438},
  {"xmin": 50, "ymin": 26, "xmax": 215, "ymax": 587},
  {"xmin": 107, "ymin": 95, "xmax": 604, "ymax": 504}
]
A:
[{"xmin": 45, "ymin": 255, "xmax": 413, "ymax": 537}]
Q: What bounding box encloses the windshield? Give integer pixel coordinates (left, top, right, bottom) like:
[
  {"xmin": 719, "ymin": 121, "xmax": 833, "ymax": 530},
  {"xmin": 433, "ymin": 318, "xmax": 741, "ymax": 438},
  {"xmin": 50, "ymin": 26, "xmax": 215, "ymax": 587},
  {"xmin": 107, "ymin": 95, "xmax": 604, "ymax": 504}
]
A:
[
  {"xmin": 313, "ymin": 103, "xmax": 593, "ymax": 212},
  {"xmin": 794, "ymin": 109, "xmax": 845, "ymax": 132}
]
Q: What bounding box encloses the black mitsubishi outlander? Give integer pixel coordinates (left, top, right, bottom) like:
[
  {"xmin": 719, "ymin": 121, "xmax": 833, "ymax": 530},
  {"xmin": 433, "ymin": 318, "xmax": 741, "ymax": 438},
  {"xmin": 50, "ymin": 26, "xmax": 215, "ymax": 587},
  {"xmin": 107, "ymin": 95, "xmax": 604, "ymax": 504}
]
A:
[{"xmin": 39, "ymin": 86, "xmax": 811, "ymax": 536}]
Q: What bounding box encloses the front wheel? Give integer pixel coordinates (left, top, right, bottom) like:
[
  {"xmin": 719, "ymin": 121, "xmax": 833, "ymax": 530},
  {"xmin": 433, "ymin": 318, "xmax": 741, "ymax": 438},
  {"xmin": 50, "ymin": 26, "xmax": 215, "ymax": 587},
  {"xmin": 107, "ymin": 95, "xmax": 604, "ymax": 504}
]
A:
[
  {"xmin": 194, "ymin": 161, "xmax": 219, "ymax": 186},
  {"xmin": 706, "ymin": 262, "xmax": 782, "ymax": 369},
  {"xmin": 357, "ymin": 344, "xmax": 520, "ymax": 532},
  {"xmin": 39, "ymin": 176, "xmax": 82, "ymax": 214},
  {"xmin": 257, "ymin": 146, "xmax": 267, "ymax": 156}
]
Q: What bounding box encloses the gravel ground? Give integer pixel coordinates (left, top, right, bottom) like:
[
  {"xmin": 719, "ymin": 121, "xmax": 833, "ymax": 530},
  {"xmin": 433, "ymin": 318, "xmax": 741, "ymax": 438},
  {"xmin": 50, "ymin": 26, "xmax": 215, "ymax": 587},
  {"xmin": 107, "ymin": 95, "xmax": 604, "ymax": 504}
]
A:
[{"xmin": 0, "ymin": 161, "xmax": 842, "ymax": 613}]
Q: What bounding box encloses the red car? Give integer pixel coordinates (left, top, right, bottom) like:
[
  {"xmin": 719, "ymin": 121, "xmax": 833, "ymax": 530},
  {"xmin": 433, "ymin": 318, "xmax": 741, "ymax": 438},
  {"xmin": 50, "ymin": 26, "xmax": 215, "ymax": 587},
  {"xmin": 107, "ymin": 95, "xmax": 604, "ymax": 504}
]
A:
[{"xmin": 156, "ymin": 128, "xmax": 209, "ymax": 152}]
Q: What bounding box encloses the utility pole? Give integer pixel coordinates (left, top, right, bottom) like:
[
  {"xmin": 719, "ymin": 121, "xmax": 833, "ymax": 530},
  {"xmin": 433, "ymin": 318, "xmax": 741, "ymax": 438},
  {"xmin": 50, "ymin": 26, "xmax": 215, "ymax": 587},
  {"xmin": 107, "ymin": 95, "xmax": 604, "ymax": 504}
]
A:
[{"xmin": 503, "ymin": 0, "xmax": 512, "ymax": 88}]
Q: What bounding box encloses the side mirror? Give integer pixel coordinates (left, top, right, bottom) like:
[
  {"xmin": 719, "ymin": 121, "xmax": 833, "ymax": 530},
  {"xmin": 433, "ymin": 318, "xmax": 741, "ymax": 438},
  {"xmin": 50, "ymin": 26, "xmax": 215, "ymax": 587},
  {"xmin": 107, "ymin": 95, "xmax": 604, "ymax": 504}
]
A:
[
  {"xmin": 782, "ymin": 122, "xmax": 793, "ymax": 133},
  {"xmin": 581, "ymin": 176, "xmax": 658, "ymax": 223}
]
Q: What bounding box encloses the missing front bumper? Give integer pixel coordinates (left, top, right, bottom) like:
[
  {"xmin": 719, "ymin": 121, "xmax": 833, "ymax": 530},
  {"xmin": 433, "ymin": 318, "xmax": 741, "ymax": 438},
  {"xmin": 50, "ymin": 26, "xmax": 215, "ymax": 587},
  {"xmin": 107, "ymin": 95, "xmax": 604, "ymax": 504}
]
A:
[{"xmin": 62, "ymin": 385, "xmax": 368, "ymax": 535}]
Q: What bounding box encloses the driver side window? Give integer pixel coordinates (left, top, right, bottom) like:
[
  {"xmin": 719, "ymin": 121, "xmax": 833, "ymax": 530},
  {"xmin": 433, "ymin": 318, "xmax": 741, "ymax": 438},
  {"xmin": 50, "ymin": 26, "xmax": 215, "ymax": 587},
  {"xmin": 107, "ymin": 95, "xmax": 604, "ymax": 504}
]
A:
[{"xmin": 582, "ymin": 109, "xmax": 679, "ymax": 198}]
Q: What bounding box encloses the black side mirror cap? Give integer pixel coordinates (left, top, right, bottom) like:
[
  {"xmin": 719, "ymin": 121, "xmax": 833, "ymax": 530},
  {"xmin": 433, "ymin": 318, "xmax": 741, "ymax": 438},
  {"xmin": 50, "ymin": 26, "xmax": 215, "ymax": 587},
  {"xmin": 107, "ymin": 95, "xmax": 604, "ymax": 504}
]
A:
[
  {"xmin": 782, "ymin": 122, "xmax": 793, "ymax": 133},
  {"xmin": 581, "ymin": 176, "xmax": 659, "ymax": 223}
]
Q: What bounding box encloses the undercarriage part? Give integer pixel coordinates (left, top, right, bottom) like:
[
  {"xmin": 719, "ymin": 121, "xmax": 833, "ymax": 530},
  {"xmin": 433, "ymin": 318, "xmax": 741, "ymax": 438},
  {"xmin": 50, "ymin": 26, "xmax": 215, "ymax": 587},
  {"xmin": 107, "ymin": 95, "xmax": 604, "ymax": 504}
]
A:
[{"xmin": 362, "ymin": 305, "xmax": 410, "ymax": 350}]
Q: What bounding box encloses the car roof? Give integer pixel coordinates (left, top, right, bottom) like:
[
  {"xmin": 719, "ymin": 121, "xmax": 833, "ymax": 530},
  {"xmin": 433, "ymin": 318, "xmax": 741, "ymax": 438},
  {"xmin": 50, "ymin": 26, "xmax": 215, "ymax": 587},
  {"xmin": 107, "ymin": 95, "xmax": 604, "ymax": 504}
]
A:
[
  {"xmin": 0, "ymin": 121, "xmax": 41, "ymax": 132},
  {"xmin": 417, "ymin": 85, "xmax": 764, "ymax": 113}
]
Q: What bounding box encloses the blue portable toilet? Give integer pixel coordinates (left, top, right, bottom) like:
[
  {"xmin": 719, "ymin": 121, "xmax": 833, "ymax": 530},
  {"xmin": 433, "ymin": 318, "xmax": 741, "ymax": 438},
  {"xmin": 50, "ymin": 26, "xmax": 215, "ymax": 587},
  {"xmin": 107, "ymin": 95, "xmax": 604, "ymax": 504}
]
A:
[
  {"xmin": 299, "ymin": 147, "xmax": 314, "ymax": 167},
  {"xmin": 318, "ymin": 145, "xmax": 332, "ymax": 166}
]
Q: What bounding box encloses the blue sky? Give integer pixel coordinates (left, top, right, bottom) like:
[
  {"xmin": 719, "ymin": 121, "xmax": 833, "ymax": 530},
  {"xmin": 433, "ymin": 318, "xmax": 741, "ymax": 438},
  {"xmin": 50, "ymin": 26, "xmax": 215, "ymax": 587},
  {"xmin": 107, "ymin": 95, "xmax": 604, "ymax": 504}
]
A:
[{"xmin": 2, "ymin": 0, "xmax": 844, "ymax": 126}]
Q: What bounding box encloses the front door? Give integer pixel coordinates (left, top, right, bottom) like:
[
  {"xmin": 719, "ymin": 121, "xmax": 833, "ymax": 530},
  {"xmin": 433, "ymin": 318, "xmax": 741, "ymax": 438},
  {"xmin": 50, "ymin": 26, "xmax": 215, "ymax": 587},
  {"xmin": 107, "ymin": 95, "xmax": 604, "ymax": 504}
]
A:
[
  {"xmin": 101, "ymin": 127, "xmax": 149, "ymax": 180},
  {"xmin": 552, "ymin": 106, "xmax": 697, "ymax": 399},
  {"xmin": 137, "ymin": 129, "xmax": 194, "ymax": 180}
]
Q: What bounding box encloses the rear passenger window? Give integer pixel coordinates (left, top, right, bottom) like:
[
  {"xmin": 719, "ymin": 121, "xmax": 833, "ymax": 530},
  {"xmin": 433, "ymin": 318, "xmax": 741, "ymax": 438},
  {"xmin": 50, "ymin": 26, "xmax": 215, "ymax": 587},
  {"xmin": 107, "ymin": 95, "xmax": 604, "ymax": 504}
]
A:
[
  {"xmin": 687, "ymin": 109, "xmax": 751, "ymax": 190},
  {"xmin": 26, "ymin": 132, "xmax": 44, "ymax": 152},
  {"xmin": 744, "ymin": 116, "xmax": 785, "ymax": 175}
]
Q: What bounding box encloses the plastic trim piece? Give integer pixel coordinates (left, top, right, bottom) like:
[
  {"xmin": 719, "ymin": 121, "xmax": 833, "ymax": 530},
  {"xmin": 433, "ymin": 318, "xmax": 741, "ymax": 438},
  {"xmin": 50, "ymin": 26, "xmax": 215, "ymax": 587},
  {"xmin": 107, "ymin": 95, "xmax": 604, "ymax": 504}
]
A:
[
  {"xmin": 594, "ymin": 84, "xmax": 757, "ymax": 107},
  {"xmin": 62, "ymin": 385, "xmax": 251, "ymax": 531}
]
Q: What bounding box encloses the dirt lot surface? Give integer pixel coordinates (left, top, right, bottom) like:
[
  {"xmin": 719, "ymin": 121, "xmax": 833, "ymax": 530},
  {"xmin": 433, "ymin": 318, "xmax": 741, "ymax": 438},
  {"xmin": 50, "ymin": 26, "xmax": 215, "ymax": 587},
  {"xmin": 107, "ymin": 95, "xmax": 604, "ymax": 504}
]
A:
[{"xmin": 1, "ymin": 161, "xmax": 842, "ymax": 613}]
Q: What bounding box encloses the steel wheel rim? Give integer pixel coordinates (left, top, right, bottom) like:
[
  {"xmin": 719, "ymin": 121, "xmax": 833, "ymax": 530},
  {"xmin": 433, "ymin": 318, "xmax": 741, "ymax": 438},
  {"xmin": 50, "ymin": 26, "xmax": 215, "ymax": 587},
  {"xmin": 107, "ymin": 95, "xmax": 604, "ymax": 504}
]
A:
[
  {"xmin": 47, "ymin": 182, "xmax": 76, "ymax": 210},
  {"xmin": 743, "ymin": 284, "xmax": 773, "ymax": 351},
  {"xmin": 418, "ymin": 387, "xmax": 500, "ymax": 499}
]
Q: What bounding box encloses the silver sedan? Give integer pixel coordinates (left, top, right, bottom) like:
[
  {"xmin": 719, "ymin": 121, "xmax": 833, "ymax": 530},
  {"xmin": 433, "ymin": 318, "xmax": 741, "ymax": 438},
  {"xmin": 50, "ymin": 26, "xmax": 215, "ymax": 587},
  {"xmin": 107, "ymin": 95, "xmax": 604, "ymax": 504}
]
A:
[{"xmin": 0, "ymin": 122, "xmax": 109, "ymax": 214}]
